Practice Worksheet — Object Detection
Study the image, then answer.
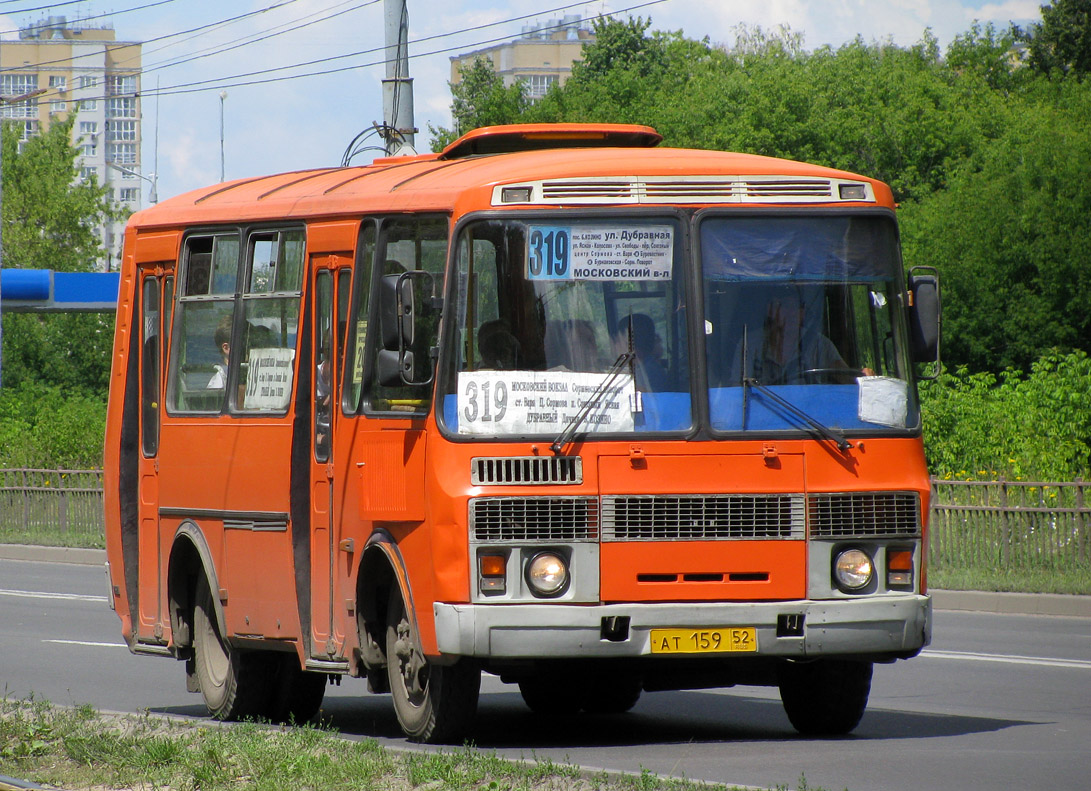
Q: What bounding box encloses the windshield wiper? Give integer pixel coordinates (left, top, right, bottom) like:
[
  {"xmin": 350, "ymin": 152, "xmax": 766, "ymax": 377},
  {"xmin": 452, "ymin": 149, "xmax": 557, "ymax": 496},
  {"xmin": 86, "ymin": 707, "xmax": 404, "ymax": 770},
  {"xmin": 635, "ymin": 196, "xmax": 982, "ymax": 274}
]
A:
[
  {"xmin": 551, "ymin": 352, "xmax": 634, "ymax": 455},
  {"xmin": 743, "ymin": 378, "xmax": 852, "ymax": 453}
]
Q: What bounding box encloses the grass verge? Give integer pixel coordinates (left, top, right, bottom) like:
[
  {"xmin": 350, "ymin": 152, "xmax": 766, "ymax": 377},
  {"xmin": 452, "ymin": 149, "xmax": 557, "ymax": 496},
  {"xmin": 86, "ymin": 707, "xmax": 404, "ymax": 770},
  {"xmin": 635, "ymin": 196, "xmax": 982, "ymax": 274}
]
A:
[
  {"xmin": 929, "ymin": 565, "xmax": 1091, "ymax": 595},
  {"xmin": 1, "ymin": 698, "xmax": 820, "ymax": 791}
]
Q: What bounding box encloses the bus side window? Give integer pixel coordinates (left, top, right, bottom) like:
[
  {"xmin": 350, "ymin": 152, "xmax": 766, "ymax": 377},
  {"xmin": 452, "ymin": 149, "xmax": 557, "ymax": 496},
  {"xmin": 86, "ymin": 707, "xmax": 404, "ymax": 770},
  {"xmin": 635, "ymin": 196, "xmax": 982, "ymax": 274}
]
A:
[
  {"xmin": 363, "ymin": 216, "xmax": 447, "ymax": 414},
  {"xmin": 344, "ymin": 221, "xmax": 377, "ymax": 414},
  {"xmin": 167, "ymin": 234, "xmax": 239, "ymax": 413},
  {"xmin": 141, "ymin": 278, "xmax": 160, "ymax": 456},
  {"xmin": 237, "ymin": 229, "xmax": 305, "ymax": 412}
]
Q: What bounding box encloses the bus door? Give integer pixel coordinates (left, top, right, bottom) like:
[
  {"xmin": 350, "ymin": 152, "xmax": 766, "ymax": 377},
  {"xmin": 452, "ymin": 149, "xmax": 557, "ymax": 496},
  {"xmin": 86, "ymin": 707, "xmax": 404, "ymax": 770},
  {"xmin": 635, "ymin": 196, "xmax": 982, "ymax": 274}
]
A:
[
  {"xmin": 136, "ymin": 266, "xmax": 173, "ymax": 642},
  {"xmin": 308, "ymin": 259, "xmax": 352, "ymax": 660}
]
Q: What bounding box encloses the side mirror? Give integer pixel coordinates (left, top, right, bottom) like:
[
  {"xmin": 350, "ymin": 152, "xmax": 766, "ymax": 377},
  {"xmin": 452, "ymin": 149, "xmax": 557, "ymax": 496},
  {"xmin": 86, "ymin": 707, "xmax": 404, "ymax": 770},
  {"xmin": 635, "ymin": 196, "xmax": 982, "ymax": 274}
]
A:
[
  {"xmin": 908, "ymin": 266, "xmax": 941, "ymax": 376},
  {"xmin": 380, "ymin": 272, "xmax": 414, "ymax": 351},
  {"xmin": 377, "ymin": 270, "xmax": 437, "ymax": 386}
]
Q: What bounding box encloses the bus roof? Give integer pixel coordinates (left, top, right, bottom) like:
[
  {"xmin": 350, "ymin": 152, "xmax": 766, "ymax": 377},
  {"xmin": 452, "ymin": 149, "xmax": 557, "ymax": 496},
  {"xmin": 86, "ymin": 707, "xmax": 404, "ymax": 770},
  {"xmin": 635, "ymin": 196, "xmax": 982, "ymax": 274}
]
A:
[{"xmin": 126, "ymin": 124, "xmax": 893, "ymax": 231}]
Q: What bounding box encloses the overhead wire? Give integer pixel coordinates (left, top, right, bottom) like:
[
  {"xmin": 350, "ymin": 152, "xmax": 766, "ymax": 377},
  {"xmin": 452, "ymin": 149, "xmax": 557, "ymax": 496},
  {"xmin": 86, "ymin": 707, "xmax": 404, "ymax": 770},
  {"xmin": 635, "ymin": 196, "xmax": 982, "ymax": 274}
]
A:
[
  {"xmin": 142, "ymin": 0, "xmax": 668, "ymax": 98},
  {"xmin": 0, "ymin": 0, "xmax": 176, "ymax": 38},
  {"xmin": 0, "ymin": 0, "xmax": 306, "ymax": 73}
]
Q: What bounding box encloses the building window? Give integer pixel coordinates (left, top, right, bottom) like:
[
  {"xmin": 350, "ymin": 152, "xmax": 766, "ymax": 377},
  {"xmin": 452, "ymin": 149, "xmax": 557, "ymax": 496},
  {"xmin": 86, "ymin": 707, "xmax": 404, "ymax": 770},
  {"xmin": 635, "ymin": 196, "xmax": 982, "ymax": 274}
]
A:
[
  {"xmin": 50, "ymin": 99, "xmax": 67, "ymax": 113},
  {"xmin": 107, "ymin": 74, "xmax": 137, "ymax": 95},
  {"xmin": 0, "ymin": 75, "xmax": 39, "ymax": 118},
  {"xmin": 118, "ymin": 188, "xmax": 139, "ymax": 203},
  {"xmin": 81, "ymin": 142, "xmax": 98, "ymax": 157},
  {"xmin": 17, "ymin": 121, "xmax": 38, "ymax": 141},
  {"xmin": 106, "ymin": 97, "xmax": 137, "ymax": 118},
  {"xmin": 106, "ymin": 120, "xmax": 137, "ymax": 141},
  {"xmin": 107, "ymin": 143, "xmax": 137, "ymax": 164},
  {"xmin": 80, "ymin": 167, "xmax": 97, "ymax": 182},
  {"xmin": 78, "ymin": 75, "xmax": 97, "ymax": 89},
  {"xmin": 49, "ymin": 76, "xmax": 67, "ymax": 92},
  {"xmin": 79, "ymin": 99, "xmax": 97, "ymax": 111},
  {"xmin": 525, "ymin": 74, "xmax": 558, "ymax": 98},
  {"xmin": 79, "ymin": 121, "xmax": 98, "ymax": 136}
]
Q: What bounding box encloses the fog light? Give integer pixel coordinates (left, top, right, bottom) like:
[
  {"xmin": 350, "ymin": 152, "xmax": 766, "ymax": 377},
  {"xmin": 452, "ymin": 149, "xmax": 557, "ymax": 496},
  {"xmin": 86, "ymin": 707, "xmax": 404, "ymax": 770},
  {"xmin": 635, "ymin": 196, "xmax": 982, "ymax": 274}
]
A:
[
  {"xmin": 834, "ymin": 548, "xmax": 873, "ymax": 592},
  {"xmin": 525, "ymin": 552, "xmax": 569, "ymax": 597}
]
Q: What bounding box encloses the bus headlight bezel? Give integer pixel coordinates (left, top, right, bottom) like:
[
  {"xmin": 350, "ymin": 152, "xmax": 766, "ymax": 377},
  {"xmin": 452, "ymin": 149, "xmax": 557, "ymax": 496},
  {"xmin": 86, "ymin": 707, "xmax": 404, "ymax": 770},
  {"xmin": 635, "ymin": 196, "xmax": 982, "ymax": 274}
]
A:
[
  {"xmin": 524, "ymin": 551, "xmax": 570, "ymax": 598},
  {"xmin": 833, "ymin": 548, "xmax": 874, "ymax": 593}
]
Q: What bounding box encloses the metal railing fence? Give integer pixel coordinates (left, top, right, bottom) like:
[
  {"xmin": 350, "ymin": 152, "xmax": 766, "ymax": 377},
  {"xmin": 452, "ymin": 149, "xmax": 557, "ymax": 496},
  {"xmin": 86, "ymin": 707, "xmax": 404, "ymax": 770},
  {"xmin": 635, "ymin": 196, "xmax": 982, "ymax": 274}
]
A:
[
  {"xmin": 0, "ymin": 468, "xmax": 105, "ymax": 546},
  {"xmin": 930, "ymin": 479, "xmax": 1090, "ymax": 571},
  {"xmin": 1, "ymin": 470, "xmax": 1089, "ymax": 570}
]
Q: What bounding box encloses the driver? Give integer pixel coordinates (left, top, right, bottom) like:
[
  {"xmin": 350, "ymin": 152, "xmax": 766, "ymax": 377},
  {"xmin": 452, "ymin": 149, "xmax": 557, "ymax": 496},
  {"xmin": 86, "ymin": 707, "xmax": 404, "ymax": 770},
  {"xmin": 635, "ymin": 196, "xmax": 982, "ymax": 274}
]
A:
[{"xmin": 730, "ymin": 290, "xmax": 862, "ymax": 385}]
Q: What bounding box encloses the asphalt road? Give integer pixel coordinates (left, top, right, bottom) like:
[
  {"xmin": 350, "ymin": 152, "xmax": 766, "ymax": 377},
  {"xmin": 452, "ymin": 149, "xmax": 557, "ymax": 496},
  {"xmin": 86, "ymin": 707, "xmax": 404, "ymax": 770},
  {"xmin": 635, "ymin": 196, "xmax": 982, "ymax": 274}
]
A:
[{"xmin": 2, "ymin": 557, "xmax": 1089, "ymax": 791}]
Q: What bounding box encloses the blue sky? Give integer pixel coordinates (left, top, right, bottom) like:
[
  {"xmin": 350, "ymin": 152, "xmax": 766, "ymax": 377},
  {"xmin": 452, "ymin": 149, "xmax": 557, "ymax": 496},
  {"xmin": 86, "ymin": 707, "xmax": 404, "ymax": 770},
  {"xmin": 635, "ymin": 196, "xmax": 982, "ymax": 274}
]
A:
[{"xmin": 0, "ymin": 0, "xmax": 1041, "ymax": 203}]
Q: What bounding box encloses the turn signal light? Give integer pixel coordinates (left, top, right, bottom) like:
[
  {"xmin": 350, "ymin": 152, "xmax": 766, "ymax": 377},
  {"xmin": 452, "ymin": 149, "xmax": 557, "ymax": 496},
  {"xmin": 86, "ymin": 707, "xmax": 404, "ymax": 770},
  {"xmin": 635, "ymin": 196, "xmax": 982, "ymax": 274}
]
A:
[
  {"xmin": 479, "ymin": 553, "xmax": 507, "ymax": 595},
  {"xmin": 887, "ymin": 548, "xmax": 914, "ymax": 589}
]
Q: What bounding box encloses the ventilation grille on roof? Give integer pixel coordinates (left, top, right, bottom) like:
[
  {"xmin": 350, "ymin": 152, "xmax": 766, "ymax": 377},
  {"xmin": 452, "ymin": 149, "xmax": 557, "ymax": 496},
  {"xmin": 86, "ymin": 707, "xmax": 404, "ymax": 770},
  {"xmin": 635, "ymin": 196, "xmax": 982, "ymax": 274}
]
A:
[{"xmin": 496, "ymin": 176, "xmax": 871, "ymax": 206}]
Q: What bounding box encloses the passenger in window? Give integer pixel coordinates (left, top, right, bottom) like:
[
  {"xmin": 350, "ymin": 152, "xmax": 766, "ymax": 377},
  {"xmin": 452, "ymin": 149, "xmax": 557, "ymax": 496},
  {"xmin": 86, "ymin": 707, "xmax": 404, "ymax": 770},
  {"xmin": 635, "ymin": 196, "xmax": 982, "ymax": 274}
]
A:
[
  {"xmin": 206, "ymin": 316, "xmax": 232, "ymax": 389},
  {"xmin": 477, "ymin": 319, "xmax": 521, "ymax": 370},
  {"xmin": 613, "ymin": 313, "xmax": 669, "ymax": 392}
]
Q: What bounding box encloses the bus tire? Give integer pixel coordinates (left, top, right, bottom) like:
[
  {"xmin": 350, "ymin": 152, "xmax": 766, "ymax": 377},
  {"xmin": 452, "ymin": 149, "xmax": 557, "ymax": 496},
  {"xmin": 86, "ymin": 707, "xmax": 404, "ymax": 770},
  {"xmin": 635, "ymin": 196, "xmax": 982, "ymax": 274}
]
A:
[
  {"xmin": 386, "ymin": 586, "xmax": 480, "ymax": 743},
  {"xmin": 777, "ymin": 659, "xmax": 872, "ymax": 736},
  {"xmin": 193, "ymin": 577, "xmax": 269, "ymax": 720}
]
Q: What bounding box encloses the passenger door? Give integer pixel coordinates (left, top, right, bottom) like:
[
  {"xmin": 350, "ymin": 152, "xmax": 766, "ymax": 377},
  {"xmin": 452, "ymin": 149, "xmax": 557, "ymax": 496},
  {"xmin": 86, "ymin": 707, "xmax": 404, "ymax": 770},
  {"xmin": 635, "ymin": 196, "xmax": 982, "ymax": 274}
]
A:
[{"xmin": 136, "ymin": 268, "xmax": 172, "ymax": 643}]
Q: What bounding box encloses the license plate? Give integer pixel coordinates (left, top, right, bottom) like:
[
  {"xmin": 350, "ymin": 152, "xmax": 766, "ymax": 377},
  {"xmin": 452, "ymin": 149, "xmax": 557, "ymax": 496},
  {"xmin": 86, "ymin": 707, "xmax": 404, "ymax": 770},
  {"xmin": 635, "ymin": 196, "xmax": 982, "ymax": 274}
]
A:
[{"xmin": 649, "ymin": 627, "xmax": 757, "ymax": 654}]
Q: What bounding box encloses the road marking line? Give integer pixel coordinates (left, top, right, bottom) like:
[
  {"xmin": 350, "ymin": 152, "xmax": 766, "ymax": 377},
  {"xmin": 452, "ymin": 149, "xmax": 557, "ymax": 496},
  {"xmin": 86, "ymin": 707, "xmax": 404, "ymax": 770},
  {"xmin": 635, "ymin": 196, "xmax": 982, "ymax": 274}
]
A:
[
  {"xmin": 0, "ymin": 588, "xmax": 107, "ymax": 603},
  {"xmin": 43, "ymin": 639, "xmax": 126, "ymax": 649},
  {"xmin": 921, "ymin": 649, "xmax": 1091, "ymax": 670}
]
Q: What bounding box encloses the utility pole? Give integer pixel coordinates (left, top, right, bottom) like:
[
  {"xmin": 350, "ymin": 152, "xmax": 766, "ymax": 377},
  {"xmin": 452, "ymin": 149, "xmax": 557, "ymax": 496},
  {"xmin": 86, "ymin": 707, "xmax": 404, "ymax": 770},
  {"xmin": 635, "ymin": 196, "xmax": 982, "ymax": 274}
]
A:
[{"xmin": 382, "ymin": 0, "xmax": 416, "ymax": 156}]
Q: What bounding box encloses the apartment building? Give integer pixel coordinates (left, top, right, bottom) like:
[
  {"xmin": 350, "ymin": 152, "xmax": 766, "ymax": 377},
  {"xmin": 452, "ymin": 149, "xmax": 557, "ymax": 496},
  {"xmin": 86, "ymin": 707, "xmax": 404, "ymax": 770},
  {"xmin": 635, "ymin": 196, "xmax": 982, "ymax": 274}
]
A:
[
  {"xmin": 1, "ymin": 15, "xmax": 142, "ymax": 271},
  {"xmin": 450, "ymin": 15, "xmax": 594, "ymax": 99}
]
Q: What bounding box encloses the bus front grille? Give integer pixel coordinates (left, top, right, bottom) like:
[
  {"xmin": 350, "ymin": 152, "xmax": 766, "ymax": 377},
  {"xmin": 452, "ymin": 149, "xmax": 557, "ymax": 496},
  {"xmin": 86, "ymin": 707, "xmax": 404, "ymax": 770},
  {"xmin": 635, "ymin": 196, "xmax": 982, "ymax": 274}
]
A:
[
  {"xmin": 808, "ymin": 492, "xmax": 921, "ymax": 538},
  {"xmin": 469, "ymin": 496, "xmax": 599, "ymax": 542},
  {"xmin": 601, "ymin": 494, "xmax": 806, "ymax": 541}
]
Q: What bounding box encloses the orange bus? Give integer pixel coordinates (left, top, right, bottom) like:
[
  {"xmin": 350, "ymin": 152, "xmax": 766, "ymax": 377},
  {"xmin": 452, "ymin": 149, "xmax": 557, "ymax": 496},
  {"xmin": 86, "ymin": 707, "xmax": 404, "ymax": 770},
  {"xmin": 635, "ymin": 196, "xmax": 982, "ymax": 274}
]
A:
[{"xmin": 104, "ymin": 123, "xmax": 940, "ymax": 742}]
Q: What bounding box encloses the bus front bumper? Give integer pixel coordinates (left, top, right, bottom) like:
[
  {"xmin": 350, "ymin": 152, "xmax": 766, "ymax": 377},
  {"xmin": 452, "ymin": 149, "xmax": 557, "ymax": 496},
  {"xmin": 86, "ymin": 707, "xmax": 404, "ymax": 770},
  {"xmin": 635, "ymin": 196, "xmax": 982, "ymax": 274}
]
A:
[{"xmin": 434, "ymin": 594, "xmax": 931, "ymax": 660}]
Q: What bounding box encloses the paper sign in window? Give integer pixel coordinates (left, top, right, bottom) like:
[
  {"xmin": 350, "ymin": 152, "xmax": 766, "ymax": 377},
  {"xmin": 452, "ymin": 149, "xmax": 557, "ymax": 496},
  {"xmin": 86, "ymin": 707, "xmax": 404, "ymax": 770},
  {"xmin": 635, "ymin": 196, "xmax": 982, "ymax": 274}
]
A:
[
  {"xmin": 858, "ymin": 376, "xmax": 908, "ymax": 428},
  {"xmin": 243, "ymin": 347, "xmax": 295, "ymax": 410}
]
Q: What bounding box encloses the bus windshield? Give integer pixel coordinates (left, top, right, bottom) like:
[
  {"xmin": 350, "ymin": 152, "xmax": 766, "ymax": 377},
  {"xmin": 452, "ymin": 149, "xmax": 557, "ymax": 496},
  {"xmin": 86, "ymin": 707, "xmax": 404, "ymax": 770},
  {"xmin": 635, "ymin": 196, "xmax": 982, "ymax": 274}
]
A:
[
  {"xmin": 701, "ymin": 213, "xmax": 918, "ymax": 433},
  {"xmin": 442, "ymin": 216, "xmax": 691, "ymax": 438},
  {"xmin": 439, "ymin": 212, "xmax": 917, "ymax": 440}
]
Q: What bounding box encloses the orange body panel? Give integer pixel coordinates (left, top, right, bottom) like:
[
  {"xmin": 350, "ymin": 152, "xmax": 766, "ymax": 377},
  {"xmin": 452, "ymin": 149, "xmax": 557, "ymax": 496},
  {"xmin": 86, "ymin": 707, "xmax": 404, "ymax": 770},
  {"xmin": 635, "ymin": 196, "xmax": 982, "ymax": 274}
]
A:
[{"xmin": 103, "ymin": 124, "xmax": 925, "ymax": 684}]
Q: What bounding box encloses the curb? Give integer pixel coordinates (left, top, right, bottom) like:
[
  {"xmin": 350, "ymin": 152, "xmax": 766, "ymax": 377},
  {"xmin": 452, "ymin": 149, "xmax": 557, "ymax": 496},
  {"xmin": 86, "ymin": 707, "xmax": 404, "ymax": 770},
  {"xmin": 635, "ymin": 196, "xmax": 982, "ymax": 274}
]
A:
[{"xmin": 2, "ymin": 544, "xmax": 1088, "ymax": 618}]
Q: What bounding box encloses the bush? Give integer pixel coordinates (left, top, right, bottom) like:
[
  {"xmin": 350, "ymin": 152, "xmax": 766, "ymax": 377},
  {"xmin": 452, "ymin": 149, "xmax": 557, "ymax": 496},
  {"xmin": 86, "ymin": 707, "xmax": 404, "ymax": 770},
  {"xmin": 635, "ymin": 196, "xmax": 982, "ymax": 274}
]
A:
[
  {"xmin": 920, "ymin": 349, "xmax": 1091, "ymax": 481},
  {"xmin": 0, "ymin": 383, "xmax": 105, "ymax": 468}
]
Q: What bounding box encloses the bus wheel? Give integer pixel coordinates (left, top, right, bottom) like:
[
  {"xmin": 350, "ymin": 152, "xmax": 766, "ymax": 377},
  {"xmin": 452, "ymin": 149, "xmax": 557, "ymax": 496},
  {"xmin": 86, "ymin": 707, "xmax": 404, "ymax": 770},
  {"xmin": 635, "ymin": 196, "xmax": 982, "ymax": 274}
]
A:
[
  {"xmin": 777, "ymin": 659, "xmax": 872, "ymax": 736},
  {"xmin": 193, "ymin": 578, "xmax": 268, "ymax": 720},
  {"xmin": 386, "ymin": 587, "xmax": 480, "ymax": 743}
]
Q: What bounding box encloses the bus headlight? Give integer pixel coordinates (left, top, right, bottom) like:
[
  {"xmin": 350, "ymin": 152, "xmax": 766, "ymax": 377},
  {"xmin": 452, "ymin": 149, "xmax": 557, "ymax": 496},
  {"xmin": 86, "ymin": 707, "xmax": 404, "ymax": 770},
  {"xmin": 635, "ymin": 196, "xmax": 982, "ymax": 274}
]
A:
[
  {"xmin": 833, "ymin": 548, "xmax": 873, "ymax": 592},
  {"xmin": 525, "ymin": 552, "xmax": 569, "ymax": 597}
]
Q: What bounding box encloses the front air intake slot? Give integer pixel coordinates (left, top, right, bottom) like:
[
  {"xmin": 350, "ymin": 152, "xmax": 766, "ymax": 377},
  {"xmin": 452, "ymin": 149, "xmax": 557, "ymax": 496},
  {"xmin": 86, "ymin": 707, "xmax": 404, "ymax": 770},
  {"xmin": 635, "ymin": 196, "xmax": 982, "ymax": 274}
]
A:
[
  {"xmin": 808, "ymin": 492, "xmax": 921, "ymax": 538},
  {"xmin": 471, "ymin": 456, "xmax": 583, "ymax": 485}
]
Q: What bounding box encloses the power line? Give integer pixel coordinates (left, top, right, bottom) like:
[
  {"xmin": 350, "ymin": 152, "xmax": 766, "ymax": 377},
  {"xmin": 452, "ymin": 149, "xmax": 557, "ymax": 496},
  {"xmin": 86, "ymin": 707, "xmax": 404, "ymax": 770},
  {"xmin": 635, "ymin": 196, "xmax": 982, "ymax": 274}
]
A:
[
  {"xmin": 0, "ymin": 0, "xmax": 176, "ymax": 38},
  {"xmin": 144, "ymin": 0, "xmax": 666, "ymax": 98},
  {"xmin": 139, "ymin": 0, "xmax": 380, "ymax": 76},
  {"xmin": 0, "ymin": 0, "xmax": 305, "ymax": 73}
]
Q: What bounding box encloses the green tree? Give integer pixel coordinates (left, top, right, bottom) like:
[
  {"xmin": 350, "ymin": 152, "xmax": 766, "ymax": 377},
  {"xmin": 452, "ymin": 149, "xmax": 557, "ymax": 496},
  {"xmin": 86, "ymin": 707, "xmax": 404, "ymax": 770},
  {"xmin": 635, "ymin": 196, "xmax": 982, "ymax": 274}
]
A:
[
  {"xmin": 1021, "ymin": 0, "xmax": 1091, "ymax": 76},
  {"xmin": 428, "ymin": 57, "xmax": 530, "ymax": 151},
  {"xmin": 1, "ymin": 116, "xmax": 119, "ymax": 398},
  {"xmin": 899, "ymin": 76, "xmax": 1091, "ymax": 371}
]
